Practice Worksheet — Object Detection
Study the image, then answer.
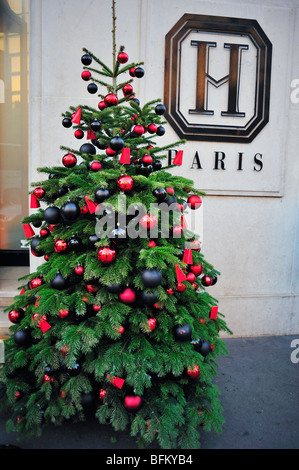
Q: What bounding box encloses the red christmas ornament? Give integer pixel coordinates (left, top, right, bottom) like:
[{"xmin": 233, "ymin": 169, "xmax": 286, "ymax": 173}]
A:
[
  {"xmin": 43, "ymin": 374, "xmax": 54, "ymax": 383},
  {"xmin": 192, "ymin": 282, "xmax": 198, "ymax": 289},
  {"xmin": 97, "ymin": 246, "xmax": 116, "ymax": 264},
  {"xmin": 28, "ymin": 277, "xmax": 43, "ymax": 289},
  {"xmin": 117, "ymin": 51, "xmax": 129, "ymax": 63},
  {"xmin": 119, "ymin": 288, "xmax": 136, "ymax": 305},
  {"xmin": 90, "ymin": 161, "xmax": 102, "ymax": 172},
  {"xmin": 176, "ymin": 282, "xmax": 187, "ymax": 292},
  {"xmin": 167, "ymin": 288, "xmax": 175, "ymax": 295},
  {"xmin": 98, "ymin": 100, "xmax": 106, "ymax": 110},
  {"xmin": 108, "ymin": 375, "xmax": 125, "ymax": 389},
  {"xmin": 186, "ymin": 272, "xmax": 196, "ymax": 283},
  {"xmin": 62, "ymin": 153, "xmax": 77, "ymax": 168},
  {"xmin": 75, "ymin": 265, "xmax": 84, "ymax": 275},
  {"xmin": 187, "ymin": 365, "xmax": 200, "ymax": 378},
  {"xmin": 44, "ymin": 254, "xmax": 50, "ymax": 261},
  {"xmin": 173, "ymin": 225, "xmax": 183, "ymax": 237},
  {"xmin": 119, "ymin": 147, "xmax": 131, "ymax": 164},
  {"xmin": 148, "ymin": 240, "xmax": 156, "ymax": 248},
  {"xmin": 8, "ymin": 309, "xmax": 24, "ymax": 324},
  {"xmin": 30, "ymin": 194, "xmax": 40, "ymax": 208},
  {"xmin": 187, "ymin": 195, "xmax": 202, "ymax": 210},
  {"xmin": 129, "ymin": 67, "xmax": 136, "ymax": 77},
  {"xmin": 190, "ymin": 264, "xmax": 203, "ymax": 276},
  {"xmin": 190, "ymin": 239, "xmax": 201, "ymax": 251},
  {"xmin": 106, "ymin": 147, "xmax": 116, "ymax": 156},
  {"xmin": 210, "ymin": 306, "xmax": 218, "ymax": 320},
  {"xmin": 124, "ymin": 395, "xmax": 142, "ymax": 411},
  {"xmin": 99, "ymin": 389, "xmax": 107, "ymax": 401},
  {"xmin": 40, "ymin": 228, "xmax": 50, "ymax": 238},
  {"xmin": 71, "ymin": 107, "xmax": 81, "ymax": 124},
  {"xmin": 59, "ymin": 309, "xmax": 69, "ymax": 319},
  {"xmin": 148, "ymin": 123, "xmax": 157, "ymax": 134},
  {"xmin": 122, "ymin": 83, "xmax": 133, "ymax": 96},
  {"xmin": 93, "ymin": 305, "xmax": 102, "ymax": 312},
  {"xmin": 173, "ymin": 150, "xmax": 183, "ymax": 166},
  {"xmin": 86, "ymin": 284, "xmax": 98, "ymax": 294},
  {"xmin": 104, "ymin": 93, "xmax": 118, "ymax": 107},
  {"xmin": 202, "ymin": 275, "xmax": 213, "ymax": 286},
  {"xmin": 81, "ymin": 70, "xmax": 91, "ymax": 81},
  {"xmin": 115, "ymin": 325, "xmax": 125, "ymax": 334},
  {"xmin": 166, "ymin": 187, "xmax": 174, "ymax": 194},
  {"xmin": 23, "ymin": 224, "xmax": 35, "ymax": 238},
  {"xmin": 61, "ymin": 345, "xmax": 70, "ymax": 356},
  {"xmin": 54, "ymin": 239, "xmax": 68, "ymax": 253},
  {"xmin": 133, "ymin": 124, "xmax": 144, "ymax": 135},
  {"xmin": 33, "ymin": 187, "xmax": 45, "ymax": 199},
  {"xmin": 117, "ymin": 175, "xmax": 134, "ymax": 193},
  {"xmin": 142, "ymin": 155, "xmax": 153, "ymax": 165},
  {"xmin": 147, "ymin": 318, "xmax": 156, "ymax": 331},
  {"xmin": 140, "ymin": 214, "xmax": 158, "ymax": 230},
  {"xmin": 74, "ymin": 129, "xmax": 84, "ymax": 139}
]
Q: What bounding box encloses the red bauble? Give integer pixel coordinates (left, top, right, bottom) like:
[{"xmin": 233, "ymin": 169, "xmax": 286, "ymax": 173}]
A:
[
  {"xmin": 166, "ymin": 187, "xmax": 174, "ymax": 194},
  {"xmin": 62, "ymin": 153, "xmax": 77, "ymax": 168},
  {"xmin": 129, "ymin": 67, "xmax": 136, "ymax": 77},
  {"xmin": 86, "ymin": 284, "xmax": 98, "ymax": 294},
  {"xmin": 81, "ymin": 70, "xmax": 91, "ymax": 81},
  {"xmin": 192, "ymin": 282, "xmax": 198, "ymax": 289},
  {"xmin": 118, "ymin": 51, "xmax": 129, "ymax": 63},
  {"xmin": 186, "ymin": 272, "xmax": 196, "ymax": 283},
  {"xmin": 190, "ymin": 264, "xmax": 203, "ymax": 276},
  {"xmin": 97, "ymin": 246, "xmax": 116, "ymax": 264},
  {"xmin": 119, "ymin": 288, "xmax": 136, "ymax": 305},
  {"xmin": 115, "ymin": 325, "xmax": 125, "ymax": 334},
  {"xmin": 201, "ymin": 275, "xmax": 213, "ymax": 286},
  {"xmin": 59, "ymin": 309, "xmax": 69, "ymax": 319},
  {"xmin": 54, "ymin": 239, "xmax": 68, "ymax": 253},
  {"xmin": 173, "ymin": 225, "xmax": 183, "ymax": 236},
  {"xmin": 140, "ymin": 214, "xmax": 158, "ymax": 230},
  {"xmin": 98, "ymin": 100, "xmax": 106, "ymax": 110},
  {"xmin": 142, "ymin": 155, "xmax": 153, "ymax": 165},
  {"xmin": 99, "ymin": 389, "xmax": 107, "ymax": 401},
  {"xmin": 176, "ymin": 282, "xmax": 186, "ymax": 292},
  {"xmin": 190, "ymin": 239, "xmax": 201, "ymax": 251},
  {"xmin": 148, "ymin": 123, "xmax": 157, "ymax": 134},
  {"xmin": 44, "ymin": 254, "xmax": 50, "ymax": 261},
  {"xmin": 187, "ymin": 195, "xmax": 202, "ymax": 210},
  {"xmin": 40, "ymin": 228, "xmax": 50, "ymax": 238},
  {"xmin": 117, "ymin": 175, "xmax": 134, "ymax": 193},
  {"xmin": 133, "ymin": 124, "xmax": 144, "ymax": 135},
  {"xmin": 104, "ymin": 93, "xmax": 118, "ymax": 107},
  {"xmin": 33, "ymin": 187, "xmax": 45, "ymax": 199},
  {"xmin": 75, "ymin": 265, "xmax": 84, "ymax": 275},
  {"xmin": 147, "ymin": 318, "xmax": 156, "ymax": 331},
  {"xmin": 167, "ymin": 288, "xmax": 175, "ymax": 295},
  {"xmin": 122, "ymin": 83, "xmax": 133, "ymax": 96},
  {"xmin": 8, "ymin": 309, "xmax": 24, "ymax": 324},
  {"xmin": 93, "ymin": 304, "xmax": 102, "ymax": 312},
  {"xmin": 187, "ymin": 365, "xmax": 200, "ymax": 378},
  {"xmin": 148, "ymin": 240, "xmax": 156, "ymax": 248},
  {"xmin": 61, "ymin": 345, "xmax": 70, "ymax": 356},
  {"xmin": 74, "ymin": 129, "xmax": 84, "ymax": 139},
  {"xmin": 90, "ymin": 161, "xmax": 102, "ymax": 172},
  {"xmin": 124, "ymin": 395, "xmax": 142, "ymax": 411},
  {"xmin": 106, "ymin": 147, "xmax": 116, "ymax": 156},
  {"xmin": 29, "ymin": 277, "xmax": 43, "ymax": 289}
]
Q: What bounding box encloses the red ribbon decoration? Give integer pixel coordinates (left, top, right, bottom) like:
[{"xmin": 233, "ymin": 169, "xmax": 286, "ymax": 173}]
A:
[
  {"xmin": 84, "ymin": 196, "xmax": 98, "ymax": 214},
  {"xmin": 107, "ymin": 375, "xmax": 125, "ymax": 389},
  {"xmin": 175, "ymin": 263, "xmax": 187, "ymax": 283},
  {"xmin": 182, "ymin": 249, "xmax": 193, "ymax": 265},
  {"xmin": 119, "ymin": 147, "xmax": 131, "ymax": 164},
  {"xmin": 87, "ymin": 130, "xmax": 96, "ymax": 140},
  {"xmin": 173, "ymin": 150, "xmax": 183, "ymax": 165},
  {"xmin": 210, "ymin": 306, "xmax": 218, "ymax": 320},
  {"xmin": 39, "ymin": 320, "xmax": 52, "ymax": 333},
  {"xmin": 30, "ymin": 194, "xmax": 40, "ymax": 208},
  {"xmin": 23, "ymin": 224, "xmax": 35, "ymax": 238},
  {"xmin": 71, "ymin": 107, "xmax": 81, "ymax": 124}
]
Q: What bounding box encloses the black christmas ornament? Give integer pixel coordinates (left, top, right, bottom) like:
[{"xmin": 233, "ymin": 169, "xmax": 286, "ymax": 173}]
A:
[
  {"xmin": 136, "ymin": 164, "xmax": 153, "ymax": 177},
  {"xmin": 50, "ymin": 271, "xmax": 66, "ymax": 290},
  {"xmin": 155, "ymin": 104, "xmax": 166, "ymax": 115},
  {"xmin": 141, "ymin": 291, "xmax": 159, "ymax": 305},
  {"xmin": 95, "ymin": 188, "xmax": 110, "ymax": 203},
  {"xmin": 44, "ymin": 206, "xmax": 62, "ymax": 224},
  {"xmin": 60, "ymin": 202, "xmax": 80, "ymax": 221},
  {"xmin": 62, "ymin": 117, "xmax": 72, "ymax": 128},
  {"xmin": 191, "ymin": 338, "xmax": 203, "ymax": 352},
  {"xmin": 87, "ymin": 83, "xmax": 98, "ymax": 94},
  {"xmin": 81, "ymin": 392, "xmax": 96, "ymax": 410},
  {"xmin": 92, "ymin": 139, "xmax": 106, "ymax": 150},
  {"xmin": 109, "ymin": 136, "xmax": 124, "ymax": 152},
  {"xmin": 66, "ymin": 362, "xmax": 81, "ymax": 376},
  {"xmin": 81, "ymin": 53, "xmax": 92, "ymax": 65},
  {"xmin": 14, "ymin": 330, "xmax": 31, "ymax": 347},
  {"xmin": 90, "ymin": 119, "xmax": 101, "ymax": 132},
  {"xmin": 107, "ymin": 283, "xmax": 122, "ymax": 293},
  {"xmin": 134, "ymin": 67, "xmax": 144, "ymax": 78},
  {"xmin": 69, "ymin": 235, "xmax": 82, "ymax": 251},
  {"xmin": 141, "ymin": 269, "xmax": 162, "ymax": 288},
  {"xmin": 153, "ymin": 160, "xmax": 162, "ymax": 171},
  {"xmin": 153, "ymin": 188, "xmax": 167, "ymax": 202},
  {"xmin": 173, "ymin": 324, "xmax": 192, "ymax": 341},
  {"xmin": 109, "ymin": 227, "xmax": 126, "ymax": 245},
  {"xmin": 199, "ymin": 340, "xmax": 212, "ymax": 357},
  {"xmin": 30, "ymin": 237, "xmax": 44, "ymax": 257},
  {"xmin": 79, "ymin": 143, "xmax": 96, "ymax": 155},
  {"xmin": 156, "ymin": 125, "xmax": 165, "ymax": 136},
  {"xmin": 88, "ymin": 234, "xmax": 100, "ymax": 245}
]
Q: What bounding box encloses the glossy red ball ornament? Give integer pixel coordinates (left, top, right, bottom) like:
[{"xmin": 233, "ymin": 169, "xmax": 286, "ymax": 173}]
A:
[
  {"xmin": 140, "ymin": 214, "xmax": 158, "ymax": 230},
  {"xmin": 119, "ymin": 288, "xmax": 136, "ymax": 305},
  {"xmin": 86, "ymin": 284, "xmax": 98, "ymax": 294},
  {"xmin": 124, "ymin": 395, "xmax": 142, "ymax": 412},
  {"xmin": 167, "ymin": 288, "xmax": 175, "ymax": 295},
  {"xmin": 148, "ymin": 123, "xmax": 157, "ymax": 134},
  {"xmin": 115, "ymin": 325, "xmax": 125, "ymax": 334},
  {"xmin": 117, "ymin": 51, "xmax": 129, "ymax": 63},
  {"xmin": 93, "ymin": 305, "xmax": 101, "ymax": 312},
  {"xmin": 98, "ymin": 100, "xmax": 106, "ymax": 110},
  {"xmin": 142, "ymin": 155, "xmax": 153, "ymax": 166},
  {"xmin": 59, "ymin": 309, "xmax": 69, "ymax": 319},
  {"xmin": 117, "ymin": 175, "xmax": 134, "ymax": 193},
  {"xmin": 192, "ymin": 282, "xmax": 198, "ymax": 289},
  {"xmin": 186, "ymin": 272, "xmax": 196, "ymax": 283},
  {"xmin": 54, "ymin": 239, "xmax": 68, "ymax": 253},
  {"xmin": 33, "ymin": 187, "xmax": 45, "ymax": 199},
  {"xmin": 90, "ymin": 161, "xmax": 102, "ymax": 172},
  {"xmin": 190, "ymin": 239, "xmax": 201, "ymax": 251},
  {"xmin": 173, "ymin": 225, "xmax": 183, "ymax": 237},
  {"xmin": 61, "ymin": 345, "xmax": 70, "ymax": 356},
  {"xmin": 97, "ymin": 246, "xmax": 116, "ymax": 264},
  {"xmin": 106, "ymin": 147, "xmax": 116, "ymax": 156},
  {"xmin": 187, "ymin": 195, "xmax": 202, "ymax": 210},
  {"xmin": 176, "ymin": 282, "xmax": 186, "ymax": 292},
  {"xmin": 133, "ymin": 124, "xmax": 144, "ymax": 135},
  {"xmin": 104, "ymin": 93, "xmax": 118, "ymax": 107},
  {"xmin": 99, "ymin": 389, "xmax": 107, "ymax": 401},
  {"xmin": 40, "ymin": 228, "xmax": 50, "ymax": 238},
  {"xmin": 187, "ymin": 365, "xmax": 200, "ymax": 378},
  {"xmin": 122, "ymin": 83, "xmax": 133, "ymax": 96},
  {"xmin": 129, "ymin": 67, "xmax": 136, "ymax": 77},
  {"xmin": 75, "ymin": 265, "xmax": 84, "ymax": 275},
  {"xmin": 8, "ymin": 309, "xmax": 24, "ymax": 324},
  {"xmin": 74, "ymin": 129, "xmax": 84, "ymax": 139},
  {"xmin": 29, "ymin": 277, "xmax": 43, "ymax": 289},
  {"xmin": 44, "ymin": 254, "xmax": 50, "ymax": 261},
  {"xmin": 62, "ymin": 153, "xmax": 77, "ymax": 168},
  {"xmin": 190, "ymin": 264, "xmax": 203, "ymax": 276},
  {"xmin": 201, "ymin": 275, "xmax": 213, "ymax": 286},
  {"xmin": 147, "ymin": 318, "xmax": 156, "ymax": 331},
  {"xmin": 81, "ymin": 70, "xmax": 91, "ymax": 81},
  {"xmin": 148, "ymin": 240, "xmax": 156, "ymax": 248}
]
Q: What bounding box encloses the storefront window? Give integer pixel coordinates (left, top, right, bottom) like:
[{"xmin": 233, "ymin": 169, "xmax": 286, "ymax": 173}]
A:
[{"xmin": 0, "ymin": 0, "xmax": 29, "ymax": 262}]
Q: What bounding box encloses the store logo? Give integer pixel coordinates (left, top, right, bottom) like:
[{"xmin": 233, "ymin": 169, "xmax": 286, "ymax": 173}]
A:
[{"xmin": 164, "ymin": 14, "xmax": 272, "ymax": 143}]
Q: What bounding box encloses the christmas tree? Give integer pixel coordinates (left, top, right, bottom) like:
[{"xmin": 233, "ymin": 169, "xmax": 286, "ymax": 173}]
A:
[{"xmin": 0, "ymin": 1, "xmax": 232, "ymax": 449}]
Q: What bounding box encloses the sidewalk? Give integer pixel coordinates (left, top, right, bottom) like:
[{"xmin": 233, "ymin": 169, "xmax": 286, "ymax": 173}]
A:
[{"xmin": 0, "ymin": 335, "xmax": 298, "ymax": 449}]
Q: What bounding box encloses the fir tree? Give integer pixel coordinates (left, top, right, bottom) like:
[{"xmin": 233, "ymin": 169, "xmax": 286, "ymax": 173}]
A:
[{"xmin": 0, "ymin": 1, "xmax": 232, "ymax": 449}]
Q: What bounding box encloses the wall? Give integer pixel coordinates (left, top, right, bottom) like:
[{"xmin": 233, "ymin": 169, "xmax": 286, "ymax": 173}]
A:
[{"xmin": 29, "ymin": 0, "xmax": 299, "ymax": 337}]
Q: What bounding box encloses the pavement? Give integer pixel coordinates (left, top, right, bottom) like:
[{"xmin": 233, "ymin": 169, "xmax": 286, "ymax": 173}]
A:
[{"xmin": 0, "ymin": 334, "xmax": 298, "ymax": 451}]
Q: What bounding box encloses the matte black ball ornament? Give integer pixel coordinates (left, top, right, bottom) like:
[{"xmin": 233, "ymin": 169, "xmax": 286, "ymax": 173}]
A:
[
  {"xmin": 14, "ymin": 330, "xmax": 31, "ymax": 347},
  {"xmin": 141, "ymin": 269, "xmax": 162, "ymax": 288},
  {"xmin": 173, "ymin": 324, "xmax": 192, "ymax": 341},
  {"xmin": 199, "ymin": 340, "xmax": 212, "ymax": 357},
  {"xmin": 109, "ymin": 136, "xmax": 124, "ymax": 152},
  {"xmin": 50, "ymin": 271, "xmax": 66, "ymax": 290},
  {"xmin": 107, "ymin": 284, "xmax": 122, "ymax": 293},
  {"xmin": 60, "ymin": 202, "xmax": 80, "ymax": 221},
  {"xmin": 87, "ymin": 83, "xmax": 98, "ymax": 94},
  {"xmin": 81, "ymin": 392, "xmax": 96, "ymax": 410},
  {"xmin": 90, "ymin": 120, "xmax": 101, "ymax": 132},
  {"xmin": 152, "ymin": 188, "xmax": 167, "ymax": 202},
  {"xmin": 141, "ymin": 291, "xmax": 159, "ymax": 305},
  {"xmin": 155, "ymin": 104, "xmax": 166, "ymax": 115},
  {"xmin": 95, "ymin": 188, "xmax": 110, "ymax": 203},
  {"xmin": 153, "ymin": 160, "xmax": 162, "ymax": 171},
  {"xmin": 30, "ymin": 237, "xmax": 44, "ymax": 257},
  {"xmin": 79, "ymin": 143, "xmax": 96, "ymax": 155},
  {"xmin": 156, "ymin": 125, "xmax": 165, "ymax": 136},
  {"xmin": 44, "ymin": 206, "xmax": 62, "ymax": 224}
]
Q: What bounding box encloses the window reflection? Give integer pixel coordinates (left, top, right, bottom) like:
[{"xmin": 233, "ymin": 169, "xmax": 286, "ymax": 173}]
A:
[{"xmin": 0, "ymin": 0, "xmax": 29, "ymax": 251}]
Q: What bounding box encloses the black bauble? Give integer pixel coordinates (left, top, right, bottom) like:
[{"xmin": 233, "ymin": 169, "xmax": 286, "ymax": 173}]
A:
[
  {"xmin": 14, "ymin": 330, "xmax": 31, "ymax": 347},
  {"xmin": 109, "ymin": 227, "xmax": 126, "ymax": 244},
  {"xmin": 109, "ymin": 136, "xmax": 124, "ymax": 152},
  {"xmin": 134, "ymin": 67, "xmax": 144, "ymax": 78},
  {"xmin": 107, "ymin": 283, "xmax": 122, "ymax": 293},
  {"xmin": 153, "ymin": 160, "xmax": 162, "ymax": 171},
  {"xmin": 153, "ymin": 188, "xmax": 167, "ymax": 202},
  {"xmin": 60, "ymin": 202, "xmax": 80, "ymax": 221},
  {"xmin": 199, "ymin": 340, "xmax": 212, "ymax": 357},
  {"xmin": 90, "ymin": 119, "xmax": 101, "ymax": 132},
  {"xmin": 88, "ymin": 234, "xmax": 100, "ymax": 245},
  {"xmin": 62, "ymin": 117, "xmax": 72, "ymax": 128},
  {"xmin": 92, "ymin": 139, "xmax": 106, "ymax": 150},
  {"xmin": 50, "ymin": 271, "xmax": 66, "ymax": 290},
  {"xmin": 66, "ymin": 362, "xmax": 81, "ymax": 376},
  {"xmin": 87, "ymin": 83, "xmax": 98, "ymax": 94},
  {"xmin": 155, "ymin": 104, "xmax": 166, "ymax": 115},
  {"xmin": 79, "ymin": 143, "xmax": 96, "ymax": 155},
  {"xmin": 81, "ymin": 392, "xmax": 96, "ymax": 409},
  {"xmin": 95, "ymin": 188, "xmax": 110, "ymax": 203},
  {"xmin": 141, "ymin": 269, "xmax": 162, "ymax": 288},
  {"xmin": 69, "ymin": 235, "xmax": 82, "ymax": 251},
  {"xmin": 81, "ymin": 53, "xmax": 92, "ymax": 65},
  {"xmin": 44, "ymin": 206, "xmax": 62, "ymax": 224},
  {"xmin": 173, "ymin": 324, "xmax": 192, "ymax": 341},
  {"xmin": 140, "ymin": 291, "xmax": 159, "ymax": 305},
  {"xmin": 136, "ymin": 164, "xmax": 153, "ymax": 176},
  {"xmin": 191, "ymin": 338, "xmax": 203, "ymax": 352},
  {"xmin": 156, "ymin": 125, "xmax": 165, "ymax": 136},
  {"xmin": 30, "ymin": 237, "xmax": 44, "ymax": 257}
]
